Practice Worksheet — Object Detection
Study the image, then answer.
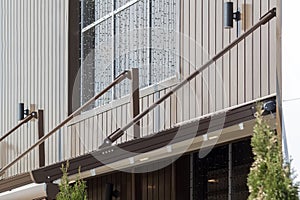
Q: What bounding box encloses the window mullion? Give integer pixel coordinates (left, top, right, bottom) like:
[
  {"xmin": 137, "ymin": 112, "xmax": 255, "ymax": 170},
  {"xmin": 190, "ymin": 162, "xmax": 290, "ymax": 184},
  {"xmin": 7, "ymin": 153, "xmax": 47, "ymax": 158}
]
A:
[
  {"xmin": 112, "ymin": 0, "xmax": 116, "ymax": 100},
  {"xmin": 148, "ymin": 0, "xmax": 152, "ymax": 85}
]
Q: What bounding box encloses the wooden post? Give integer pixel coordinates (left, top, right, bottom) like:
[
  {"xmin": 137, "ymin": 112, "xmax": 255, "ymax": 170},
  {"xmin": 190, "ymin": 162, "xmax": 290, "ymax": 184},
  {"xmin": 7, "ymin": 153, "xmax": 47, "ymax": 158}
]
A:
[
  {"xmin": 131, "ymin": 68, "xmax": 140, "ymax": 139},
  {"xmin": 38, "ymin": 110, "xmax": 45, "ymax": 167}
]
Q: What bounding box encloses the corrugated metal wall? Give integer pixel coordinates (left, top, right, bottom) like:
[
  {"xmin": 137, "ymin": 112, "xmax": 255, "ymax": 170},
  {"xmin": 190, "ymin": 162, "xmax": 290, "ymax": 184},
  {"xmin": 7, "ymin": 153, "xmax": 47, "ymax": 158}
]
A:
[
  {"xmin": 0, "ymin": 0, "xmax": 68, "ymax": 178},
  {"xmin": 179, "ymin": 0, "xmax": 276, "ymax": 121},
  {"xmin": 65, "ymin": 0, "xmax": 277, "ymax": 160},
  {"xmin": 86, "ymin": 161, "xmax": 175, "ymax": 200}
]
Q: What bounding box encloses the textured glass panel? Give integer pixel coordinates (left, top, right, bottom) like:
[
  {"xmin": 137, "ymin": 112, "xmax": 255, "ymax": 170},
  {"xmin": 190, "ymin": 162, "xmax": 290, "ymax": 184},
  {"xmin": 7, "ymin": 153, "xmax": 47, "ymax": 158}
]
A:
[
  {"xmin": 114, "ymin": 0, "xmax": 149, "ymax": 99},
  {"xmin": 81, "ymin": 0, "xmax": 95, "ymax": 27},
  {"xmin": 115, "ymin": 0, "xmax": 133, "ymax": 10},
  {"xmin": 80, "ymin": 0, "xmax": 178, "ymax": 108},
  {"xmin": 150, "ymin": 0, "xmax": 177, "ymax": 84},
  {"xmin": 95, "ymin": 0, "xmax": 112, "ymax": 21},
  {"xmin": 81, "ymin": 19, "xmax": 112, "ymax": 110},
  {"xmin": 94, "ymin": 20, "xmax": 113, "ymax": 107},
  {"xmin": 81, "ymin": 27, "xmax": 95, "ymax": 110}
]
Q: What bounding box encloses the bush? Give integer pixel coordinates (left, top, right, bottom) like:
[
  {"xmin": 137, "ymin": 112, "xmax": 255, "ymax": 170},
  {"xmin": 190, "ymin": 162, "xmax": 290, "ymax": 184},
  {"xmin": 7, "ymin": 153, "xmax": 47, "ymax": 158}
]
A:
[
  {"xmin": 56, "ymin": 161, "xmax": 87, "ymax": 200},
  {"xmin": 247, "ymin": 104, "xmax": 299, "ymax": 200}
]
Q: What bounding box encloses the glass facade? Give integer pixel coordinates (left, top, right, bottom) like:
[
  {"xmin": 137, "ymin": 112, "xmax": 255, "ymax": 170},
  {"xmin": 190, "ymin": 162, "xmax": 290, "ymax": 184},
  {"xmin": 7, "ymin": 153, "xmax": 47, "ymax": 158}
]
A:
[{"xmin": 80, "ymin": 0, "xmax": 178, "ymax": 109}]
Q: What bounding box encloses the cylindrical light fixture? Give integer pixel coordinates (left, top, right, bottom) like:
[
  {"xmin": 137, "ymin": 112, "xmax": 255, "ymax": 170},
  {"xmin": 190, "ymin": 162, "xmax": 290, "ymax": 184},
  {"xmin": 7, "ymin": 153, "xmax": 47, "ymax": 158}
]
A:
[
  {"xmin": 224, "ymin": 2, "xmax": 234, "ymax": 28},
  {"xmin": 18, "ymin": 103, "xmax": 25, "ymax": 121}
]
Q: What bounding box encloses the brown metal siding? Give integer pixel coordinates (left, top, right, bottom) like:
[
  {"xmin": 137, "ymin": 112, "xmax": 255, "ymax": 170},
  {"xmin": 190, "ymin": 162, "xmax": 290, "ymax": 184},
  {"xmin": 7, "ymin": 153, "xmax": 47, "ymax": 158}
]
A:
[
  {"xmin": 180, "ymin": 0, "xmax": 276, "ymax": 115},
  {"xmin": 64, "ymin": 0, "xmax": 276, "ymax": 163},
  {"xmin": 0, "ymin": 0, "xmax": 68, "ymax": 178},
  {"xmin": 86, "ymin": 164, "xmax": 175, "ymax": 200}
]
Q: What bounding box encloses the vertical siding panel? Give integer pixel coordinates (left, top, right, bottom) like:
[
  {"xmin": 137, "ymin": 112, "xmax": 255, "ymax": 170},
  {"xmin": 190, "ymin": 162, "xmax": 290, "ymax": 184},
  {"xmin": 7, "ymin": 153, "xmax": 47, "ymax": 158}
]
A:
[
  {"xmin": 0, "ymin": 0, "xmax": 68, "ymax": 176},
  {"xmin": 142, "ymin": 97, "xmax": 148, "ymax": 138},
  {"xmin": 170, "ymin": 86, "xmax": 177, "ymax": 126},
  {"xmin": 159, "ymin": 168, "xmax": 165, "ymax": 200},
  {"xmin": 269, "ymin": 0, "xmax": 276, "ymax": 93},
  {"xmin": 230, "ymin": 0, "xmax": 238, "ymax": 106},
  {"xmin": 75, "ymin": 122, "xmax": 80, "ymax": 156},
  {"xmin": 101, "ymin": 175, "xmax": 107, "ymax": 199},
  {"xmin": 153, "ymin": 170, "xmax": 159, "ymax": 199},
  {"xmin": 164, "ymin": 166, "xmax": 171, "ymax": 200},
  {"xmin": 165, "ymin": 88, "xmax": 171, "ymax": 130},
  {"xmin": 159, "ymin": 90, "xmax": 165, "ymax": 131},
  {"xmin": 121, "ymin": 105, "xmax": 127, "ymax": 142},
  {"xmin": 195, "ymin": 0, "xmax": 203, "ymax": 116},
  {"xmin": 65, "ymin": 126, "xmax": 71, "ymax": 159},
  {"xmin": 253, "ymin": 0, "xmax": 261, "ymax": 99},
  {"xmin": 223, "ymin": 0, "xmax": 230, "ymax": 108},
  {"xmin": 148, "ymin": 94, "xmax": 154, "ymax": 135},
  {"xmin": 142, "ymin": 173, "xmax": 148, "ymax": 200},
  {"xmin": 237, "ymin": 0, "xmax": 245, "ymax": 104},
  {"xmin": 177, "ymin": 0, "xmax": 183, "ymax": 124},
  {"xmin": 103, "ymin": 112, "xmax": 108, "ymax": 143},
  {"xmin": 209, "ymin": 0, "xmax": 216, "ymax": 112},
  {"xmin": 71, "ymin": 125, "xmax": 76, "ymax": 157},
  {"xmin": 80, "ymin": 120, "xmax": 86, "ymax": 154},
  {"xmin": 126, "ymin": 103, "xmax": 134, "ymax": 141},
  {"xmin": 189, "ymin": 0, "xmax": 196, "ymax": 119},
  {"xmin": 261, "ymin": 0, "xmax": 269, "ymax": 96},
  {"xmin": 106, "ymin": 110, "xmax": 112, "ymax": 140},
  {"xmin": 0, "ymin": 1, "xmax": 4, "ymax": 172},
  {"xmin": 216, "ymin": 0, "xmax": 224, "ymax": 111},
  {"xmin": 182, "ymin": 0, "xmax": 190, "ymax": 121},
  {"xmin": 202, "ymin": 0, "xmax": 209, "ymax": 115},
  {"xmin": 245, "ymin": 0, "xmax": 253, "ymax": 101},
  {"xmin": 87, "ymin": 118, "xmax": 94, "ymax": 152},
  {"xmin": 34, "ymin": 0, "xmax": 40, "ymax": 168},
  {"xmin": 93, "ymin": 116, "xmax": 98, "ymax": 150},
  {"xmin": 148, "ymin": 172, "xmax": 153, "ymax": 200},
  {"xmin": 98, "ymin": 114, "xmax": 104, "ymax": 147}
]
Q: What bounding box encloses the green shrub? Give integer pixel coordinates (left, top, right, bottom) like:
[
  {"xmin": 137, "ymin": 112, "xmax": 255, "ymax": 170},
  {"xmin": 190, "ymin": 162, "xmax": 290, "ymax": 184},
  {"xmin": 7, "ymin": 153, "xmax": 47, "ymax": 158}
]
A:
[
  {"xmin": 56, "ymin": 161, "xmax": 87, "ymax": 200},
  {"xmin": 247, "ymin": 104, "xmax": 299, "ymax": 200}
]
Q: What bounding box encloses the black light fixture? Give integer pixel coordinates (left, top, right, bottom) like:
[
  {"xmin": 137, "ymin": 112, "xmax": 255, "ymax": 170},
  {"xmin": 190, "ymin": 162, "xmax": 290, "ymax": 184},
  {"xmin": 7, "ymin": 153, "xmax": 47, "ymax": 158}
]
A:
[
  {"xmin": 105, "ymin": 183, "xmax": 120, "ymax": 200},
  {"xmin": 224, "ymin": 2, "xmax": 241, "ymax": 29},
  {"xmin": 263, "ymin": 100, "xmax": 276, "ymax": 113},
  {"xmin": 18, "ymin": 103, "xmax": 29, "ymax": 121}
]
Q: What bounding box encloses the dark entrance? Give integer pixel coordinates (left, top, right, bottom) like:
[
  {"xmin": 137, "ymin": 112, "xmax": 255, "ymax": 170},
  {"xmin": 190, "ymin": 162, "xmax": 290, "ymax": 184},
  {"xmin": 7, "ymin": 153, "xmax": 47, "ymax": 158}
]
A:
[{"xmin": 193, "ymin": 139, "xmax": 253, "ymax": 200}]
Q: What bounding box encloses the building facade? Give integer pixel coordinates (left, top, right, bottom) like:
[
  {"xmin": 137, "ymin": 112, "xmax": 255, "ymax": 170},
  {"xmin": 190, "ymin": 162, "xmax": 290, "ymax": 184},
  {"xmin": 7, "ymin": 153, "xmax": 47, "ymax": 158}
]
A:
[{"xmin": 0, "ymin": 0, "xmax": 280, "ymax": 199}]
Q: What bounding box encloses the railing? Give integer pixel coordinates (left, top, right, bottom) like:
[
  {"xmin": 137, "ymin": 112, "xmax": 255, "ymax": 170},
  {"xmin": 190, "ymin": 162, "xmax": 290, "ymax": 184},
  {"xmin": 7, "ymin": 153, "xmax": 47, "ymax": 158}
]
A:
[
  {"xmin": 101, "ymin": 8, "xmax": 277, "ymax": 147},
  {"xmin": 0, "ymin": 113, "xmax": 37, "ymax": 143},
  {"xmin": 0, "ymin": 7, "xmax": 276, "ymax": 177},
  {"xmin": 0, "ymin": 69, "xmax": 140, "ymax": 176}
]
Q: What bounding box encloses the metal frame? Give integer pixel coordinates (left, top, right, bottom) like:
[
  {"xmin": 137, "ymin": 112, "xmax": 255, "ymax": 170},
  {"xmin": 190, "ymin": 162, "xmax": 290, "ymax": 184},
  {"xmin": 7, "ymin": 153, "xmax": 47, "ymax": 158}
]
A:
[{"xmin": 81, "ymin": 0, "xmax": 180, "ymax": 102}]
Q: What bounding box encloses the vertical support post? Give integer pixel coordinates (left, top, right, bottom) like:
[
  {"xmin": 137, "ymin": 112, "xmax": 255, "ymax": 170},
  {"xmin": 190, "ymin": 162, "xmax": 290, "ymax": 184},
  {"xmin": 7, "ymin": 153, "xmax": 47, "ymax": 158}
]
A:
[
  {"xmin": 131, "ymin": 68, "xmax": 140, "ymax": 139},
  {"xmin": 228, "ymin": 143, "xmax": 232, "ymax": 200},
  {"xmin": 38, "ymin": 110, "xmax": 45, "ymax": 167}
]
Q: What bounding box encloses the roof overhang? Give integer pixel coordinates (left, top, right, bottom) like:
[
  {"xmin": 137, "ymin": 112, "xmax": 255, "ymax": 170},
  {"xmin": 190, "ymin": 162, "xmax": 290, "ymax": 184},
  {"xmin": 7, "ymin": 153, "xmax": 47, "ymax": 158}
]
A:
[
  {"xmin": 0, "ymin": 95, "xmax": 276, "ymax": 194},
  {"xmin": 31, "ymin": 95, "xmax": 276, "ymax": 184}
]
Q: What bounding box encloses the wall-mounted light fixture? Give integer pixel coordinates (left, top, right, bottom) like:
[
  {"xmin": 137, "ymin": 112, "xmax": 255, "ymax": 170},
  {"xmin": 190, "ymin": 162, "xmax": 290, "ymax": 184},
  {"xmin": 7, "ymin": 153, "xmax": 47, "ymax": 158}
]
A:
[
  {"xmin": 105, "ymin": 183, "xmax": 119, "ymax": 200},
  {"xmin": 18, "ymin": 103, "xmax": 29, "ymax": 121},
  {"xmin": 224, "ymin": 2, "xmax": 241, "ymax": 30}
]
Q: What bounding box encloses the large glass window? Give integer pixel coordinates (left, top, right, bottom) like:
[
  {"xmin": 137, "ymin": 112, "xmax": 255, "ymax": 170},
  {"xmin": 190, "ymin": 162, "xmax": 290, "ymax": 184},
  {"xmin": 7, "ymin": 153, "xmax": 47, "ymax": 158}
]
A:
[{"xmin": 80, "ymin": 0, "xmax": 179, "ymax": 109}]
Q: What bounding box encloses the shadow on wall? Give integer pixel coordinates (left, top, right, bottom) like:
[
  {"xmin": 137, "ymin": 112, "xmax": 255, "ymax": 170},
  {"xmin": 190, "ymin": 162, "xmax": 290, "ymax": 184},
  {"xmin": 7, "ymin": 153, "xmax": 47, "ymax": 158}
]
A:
[{"xmin": 0, "ymin": 142, "xmax": 7, "ymax": 170}]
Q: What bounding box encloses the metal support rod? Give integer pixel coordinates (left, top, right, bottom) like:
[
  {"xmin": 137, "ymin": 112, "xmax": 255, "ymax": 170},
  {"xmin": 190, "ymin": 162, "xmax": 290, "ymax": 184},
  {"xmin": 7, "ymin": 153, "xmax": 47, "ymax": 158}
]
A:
[
  {"xmin": 38, "ymin": 110, "xmax": 45, "ymax": 168},
  {"xmin": 104, "ymin": 8, "xmax": 277, "ymax": 145},
  {"xmin": 0, "ymin": 70, "xmax": 130, "ymax": 176},
  {"xmin": 0, "ymin": 113, "xmax": 37, "ymax": 143},
  {"xmin": 130, "ymin": 68, "xmax": 140, "ymax": 139}
]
